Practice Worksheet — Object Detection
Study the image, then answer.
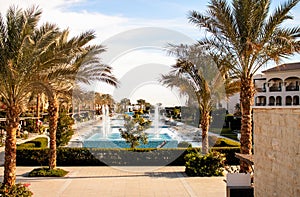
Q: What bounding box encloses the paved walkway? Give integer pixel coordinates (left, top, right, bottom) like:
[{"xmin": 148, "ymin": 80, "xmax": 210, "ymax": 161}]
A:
[{"xmin": 0, "ymin": 166, "xmax": 226, "ymax": 197}]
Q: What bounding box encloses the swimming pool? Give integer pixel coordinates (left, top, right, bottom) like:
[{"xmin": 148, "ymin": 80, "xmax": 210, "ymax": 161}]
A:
[{"xmin": 83, "ymin": 129, "xmax": 178, "ymax": 148}]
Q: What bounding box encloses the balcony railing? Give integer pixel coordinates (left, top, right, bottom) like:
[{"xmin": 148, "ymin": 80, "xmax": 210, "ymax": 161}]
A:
[
  {"xmin": 269, "ymin": 86, "xmax": 281, "ymax": 92},
  {"xmin": 286, "ymin": 85, "xmax": 299, "ymax": 91},
  {"xmin": 255, "ymin": 103, "xmax": 266, "ymax": 106}
]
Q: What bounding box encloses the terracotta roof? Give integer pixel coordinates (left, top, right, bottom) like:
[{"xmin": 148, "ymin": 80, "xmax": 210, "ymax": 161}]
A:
[{"xmin": 263, "ymin": 62, "xmax": 300, "ymax": 73}]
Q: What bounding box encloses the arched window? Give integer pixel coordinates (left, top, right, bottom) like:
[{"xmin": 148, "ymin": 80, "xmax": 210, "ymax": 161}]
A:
[
  {"xmin": 276, "ymin": 96, "xmax": 282, "ymax": 106},
  {"xmin": 268, "ymin": 78, "xmax": 283, "ymax": 92},
  {"xmin": 286, "ymin": 96, "xmax": 292, "ymax": 106},
  {"xmin": 293, "ymin": 96, "xmax": 299, "ymax": 105},
  {"xmin": 284, "ymin": 77, "xmax": 300, "ymax": 91},
  {"xmin": 269, "ymin": 96, "xmax": 275, "ymax": 106},
  {"xmin": 256, "ymin": 96, "xmax": 266, "ymax": 106}
]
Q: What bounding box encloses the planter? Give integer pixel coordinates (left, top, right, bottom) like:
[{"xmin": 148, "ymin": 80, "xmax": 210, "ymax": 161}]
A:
[
  {"xmin": 226, "ymin": 173, "xmax": 253, "ymax": 197},
  {"xmin": 226, "ymin": 173, "xmax": 251, "ymax": 186}
]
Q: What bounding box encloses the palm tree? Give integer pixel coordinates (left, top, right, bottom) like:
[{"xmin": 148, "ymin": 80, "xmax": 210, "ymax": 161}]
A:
[
  {"xmin": 0, "ymin": 6, "xmax": 61, "ymax": 186},
  {"xmin": 189, "ymin": 0, "xmax": 300, "ymax": 172},
  {"xmin": 95, "ymin": 93, "xmax": 115, "ymax": 111},
  {"xmin": 160, "ymin": 44, "xmax": 238, "ymax": 154},
  {"xmin": 36, "ymin": 30, "xmax": 118, "ymax": 169},
  {"xmin": 120, "ymin": 98, "xmax": 131, "ymax": 113}
]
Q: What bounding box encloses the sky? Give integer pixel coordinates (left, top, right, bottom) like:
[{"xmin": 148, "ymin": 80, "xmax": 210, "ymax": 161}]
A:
[{"xmin": 1, "ymin": 0, "xmax": 300, "ymax": 106}]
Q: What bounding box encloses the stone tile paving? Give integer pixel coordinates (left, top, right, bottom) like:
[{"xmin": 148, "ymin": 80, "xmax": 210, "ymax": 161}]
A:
[{"xmin": 0, "ymin": 166, "xmax": 226, "ymax": 197}]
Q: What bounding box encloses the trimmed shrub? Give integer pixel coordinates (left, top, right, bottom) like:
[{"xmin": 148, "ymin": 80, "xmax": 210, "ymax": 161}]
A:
[
  {"xmin": 211, "ymin": 147, "xmax": 240, "ymax": 165},
  {"xmin": 28, "ymin": 168, "xmax": 68, "ymax": 177},
  {"xmin": 17, "ymin": 137, "xmax": 48, "ymax": 149},
  {"xmin": 17, "ymin": 143, "xmax": 36, "ymax": 149},
  {"xmin": 213, "ymin": 138, "xmax": 240, "ymax": 147},
  {"xmin": 184, "ymin": 151, "xmax": 225, "ymax": 177},
  {"xmin": 17, "ymin": 148, "xmax": 50, "ymax": 166},
  {"xmin": 16, "ymin": 147, "xmax": 241, "ymax": 166},
  {"xmin": 57, "ymin": 148, "xmax": 103, "ymax": 166}
]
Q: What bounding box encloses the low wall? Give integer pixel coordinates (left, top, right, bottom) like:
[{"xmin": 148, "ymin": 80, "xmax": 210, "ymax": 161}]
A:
[{"xmin": 253, "ymin": 107, "xmax": 300, "ymax": 197}]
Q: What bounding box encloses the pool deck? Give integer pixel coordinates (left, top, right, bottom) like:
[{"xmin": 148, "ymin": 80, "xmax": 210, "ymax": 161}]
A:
[{"xmin": 0, "ymin": 166, "xmax": 226, "ymax": 197}]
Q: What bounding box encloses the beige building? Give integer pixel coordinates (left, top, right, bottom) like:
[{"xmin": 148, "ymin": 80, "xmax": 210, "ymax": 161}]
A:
[
  {"xmin": 254, "ymin": 62, "xmax": 300, "ymax": 106},
  {"xmin": 253, "ymin": 107, "xmax": 300, "ymax": 196}
]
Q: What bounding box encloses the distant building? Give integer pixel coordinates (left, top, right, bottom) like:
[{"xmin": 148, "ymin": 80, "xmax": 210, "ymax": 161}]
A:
[
  {"xmin": 254, "ymin": 62, "xmax": 300, "ymax": 106},
  {"xmin": 222, "ymin": 62, "xmax": 300, "ymax": 113}
]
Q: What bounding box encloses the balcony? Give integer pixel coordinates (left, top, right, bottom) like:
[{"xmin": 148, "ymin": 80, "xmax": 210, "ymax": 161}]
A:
[
  {"xmin": 269, "ymin": 86, "xmax": 281, "ymax": 92},
  {"xmin": 286, "ymin": 85, "xmax": 299, "ymax": 91},
  {"xmin": 255, "ymin": 103, "xmax": 266, "ymax": 106}
]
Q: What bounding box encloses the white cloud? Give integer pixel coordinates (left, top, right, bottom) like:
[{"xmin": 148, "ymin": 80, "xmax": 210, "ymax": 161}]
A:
[
  {"xmin": 0, "ymin": 0, "xmax": 199, "ymax": 43},
  {"xmin": 4, "ymin": 0, "xmax": 299, "ymax": 105},
  {"xmin": 129, "ymin": 84, "xmax": 184, "ymax": 107},
  {"xmin": 110, "ymin": 49, "xmax": 176, "ymax": 78},
  {"xmin": 84, "ymin": 49, "xmax": 178, "ymax": 102},
  {"xmin": 0, "ymin": 0, "xmax": 131, "ymax": 43}
]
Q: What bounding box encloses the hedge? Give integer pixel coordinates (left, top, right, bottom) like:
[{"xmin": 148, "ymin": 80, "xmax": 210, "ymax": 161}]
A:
[
  {"xmin": 16, "ymin": 147, "xmax": 240, "ymax": 166},
  {"xmin": 17, "ymin": 137, "xmax": 48, "ymax": 149}
]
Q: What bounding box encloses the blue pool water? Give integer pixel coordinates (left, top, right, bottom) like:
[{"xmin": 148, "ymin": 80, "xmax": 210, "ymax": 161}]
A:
[{"xmin": 83, "ymin": 132, "xmax": 178, "ymax": 148}]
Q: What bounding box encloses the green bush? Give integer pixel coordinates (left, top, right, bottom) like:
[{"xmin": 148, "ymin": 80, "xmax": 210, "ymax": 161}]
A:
[
  {"xmin": 56, "ymin": 112, "xmax": 74, "ymax": 147},
  {"xmin": 35, "ymin": 137, "xmax": 48, "ymax": 148},
  {"xmin": 17, "ymin": 137, "xmax": 48, "ymax": 149},
  {"xmin": 28, "ymin": 168, "xmax": 68, "ymax": 177},
  {"xmin": 17, "ymin": 148, "xmax": 50, "ymax": 166},
  {"xmin": 184, "ymin": 151, "xmax": 225, "ymax": 177},
  {"xmin": 211, "ymin": 147, "xmax": 240, "ymax": 165},
  {"xmin": 213, "ymin": 138, "xmax": 240, "ymax": 147},
  {"xmin": 0, "ymin": 183, "xmax": 33, "ymax": 196},
  {"xmin": 17, "ymin": 143, "xmax": 36, "ymax": 148},
  {"xmin": 57, "ymin": 148, "xmax": 103, "ymax": 166},
  {"xmin": 16, "ymin": 147, "xmax": 241, "ymax": 166}
]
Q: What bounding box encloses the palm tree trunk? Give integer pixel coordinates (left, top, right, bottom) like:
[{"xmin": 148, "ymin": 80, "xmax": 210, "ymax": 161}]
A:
[
  {"xmin": 239, "ymin": 76, "xmax": 255, "ymax": 173},
  {"xmin": 48, "ymin": 96, "xmax": 59, "ymax": 169},
  {"xmin": 36, "ymin": 94, "xmax": 40, "ymax": 133},
  {"xmin": 201, "ymin": 111, "xmax": 210, "ymax": 154},
  {"xmin": 4, "ymin": 105, "xmax": 20, "ymax": 186}
]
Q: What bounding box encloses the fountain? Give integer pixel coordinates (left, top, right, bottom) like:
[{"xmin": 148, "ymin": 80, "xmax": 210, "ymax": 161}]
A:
[
  {"xmin": 154, "ymin": 104, "xmax": 160, "ymax": 138},
  {"xmin": 101, "ymin": 105, "xmax": 111, "ymax": 138},
  {"xmin": 80, "ymin": 104, "xmax": 178, "ymax": 148}
]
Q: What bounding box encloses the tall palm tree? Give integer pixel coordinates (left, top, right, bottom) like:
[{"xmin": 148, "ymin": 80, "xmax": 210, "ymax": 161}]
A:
[
  {"xmin": 189, "ymin": 0, "xmax": 300, "ymax": 172},
  {"xmin": 36, "ymin": 29, "xmax": 118, "ymax": 169},
  {"xmin": 0, "ymin": 6, "xmax": 62, "ymax": 186},
  {"xmin": 160, "ymin": 44, "xmax": 238, "ymax": 154}
]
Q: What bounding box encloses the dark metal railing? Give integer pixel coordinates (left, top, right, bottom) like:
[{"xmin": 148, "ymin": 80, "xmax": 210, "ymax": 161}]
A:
[
  {"xmin": 286, "ymin": 86, "xmax": 299, "ymax": 91},
  {"xmin": 269, "ymin": 86, "xmax": 281, "ymax": 92},
  {"xmin": 255, "ymin": 103, "xmax": 266, "ymax": 106}
]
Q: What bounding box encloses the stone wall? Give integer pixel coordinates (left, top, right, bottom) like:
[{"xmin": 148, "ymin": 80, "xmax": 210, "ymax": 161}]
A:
[{"xmin": 253, "ymin": 107, "xmax": 300, "ymax": 197}]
